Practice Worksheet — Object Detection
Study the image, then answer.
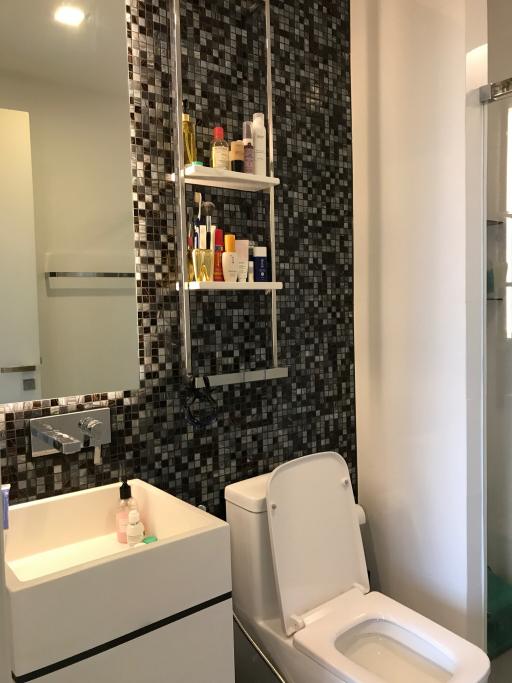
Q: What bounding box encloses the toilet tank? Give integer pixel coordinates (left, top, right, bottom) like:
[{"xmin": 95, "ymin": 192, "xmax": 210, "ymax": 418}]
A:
[{"xmin": 225, "ymin": 473, "xmax": 279, "ymax": 622}]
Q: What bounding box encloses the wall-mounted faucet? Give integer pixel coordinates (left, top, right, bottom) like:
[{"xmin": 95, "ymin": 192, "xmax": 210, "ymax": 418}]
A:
[
  {"xmin": 30, "ymin": 408, "xmax": 111, "ymax": 463},
  {"xmin": 30, "ymin": 422, "xmax": 82, "ymax": 455}
]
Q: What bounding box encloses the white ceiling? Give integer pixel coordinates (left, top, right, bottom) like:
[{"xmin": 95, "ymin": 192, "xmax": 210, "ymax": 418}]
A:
[{"xmin": 0, "ymin": 0, "xmax": 129, "ymax": 95}]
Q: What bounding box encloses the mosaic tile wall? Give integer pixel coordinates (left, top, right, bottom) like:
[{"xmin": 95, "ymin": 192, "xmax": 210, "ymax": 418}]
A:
[{"xmin": 0, "ymin": 0, "xmax": 355, "ymax": 517}]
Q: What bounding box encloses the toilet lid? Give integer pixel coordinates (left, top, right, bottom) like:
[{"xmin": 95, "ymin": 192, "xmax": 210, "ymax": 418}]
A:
[{"xmin": 266, "ymin": 452, "xmax": 369, "ymax": 636}]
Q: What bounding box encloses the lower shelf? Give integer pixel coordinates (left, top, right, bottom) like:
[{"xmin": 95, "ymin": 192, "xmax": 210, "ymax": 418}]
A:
[
  {"xmin": 176, "ymin": 281, "xmax": 283, "ymax": 291},
  {"xmin": 194, "ymin": 367, "xmax": 288, "ymax": 388}
]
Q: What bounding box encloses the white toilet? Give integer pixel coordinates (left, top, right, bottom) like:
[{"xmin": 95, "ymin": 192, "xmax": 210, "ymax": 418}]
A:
[{"xmin": 225, "ymin": 452, "xmax": 490, "ymax": 683}]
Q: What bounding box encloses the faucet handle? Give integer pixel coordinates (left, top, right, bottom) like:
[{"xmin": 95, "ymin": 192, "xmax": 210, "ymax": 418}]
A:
[{"xmin": 78, "ymin": 417, "xmax": 103, "ymax": 444}]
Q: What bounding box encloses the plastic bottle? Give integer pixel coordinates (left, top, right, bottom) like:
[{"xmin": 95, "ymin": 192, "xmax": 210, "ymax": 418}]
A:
[
  {"xmin": 211, "ymin": 126, "xmax": 229, "ymax": 170},
  {"xmin": 222, "ymin": 234, "xmax": 239, "ymax": 283},
  {"xmin": 243, "ymin": 121, "xmax": 255, "ymax": 174},
  {"xmin": 127, "ymin": 509, "xmax": 145, "ymax": 547},
  {"xmin": 182, "ymin": 100, "xmax": 197, "ymax": 165},
  {"xmin": 213, "ymin": 228, "xmax": 224, "ymax": 281},
  {"xmin": 253, "ymin": 246, "xmax": 268, "ymax": 282},
  {"xmin": 252, "ymin": 113, "xmax": 267, "ymax": 176}
]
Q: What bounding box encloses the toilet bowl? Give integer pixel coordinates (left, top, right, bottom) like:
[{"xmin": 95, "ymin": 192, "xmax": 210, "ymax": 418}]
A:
[{"xmin": 225, "ymin": 452, "xmax": 490, "ymax": 683}]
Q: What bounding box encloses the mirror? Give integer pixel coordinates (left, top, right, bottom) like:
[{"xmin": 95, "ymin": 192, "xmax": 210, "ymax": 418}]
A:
[{"xmin": 0, "ymin": 0, "xmax": 139, "ymax": 402}]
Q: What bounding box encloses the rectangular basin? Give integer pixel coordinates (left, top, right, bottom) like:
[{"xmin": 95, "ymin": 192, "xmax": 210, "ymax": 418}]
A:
[{"xmin": 5, "ymin": 480, "xmax": 232, "ymax": 678}]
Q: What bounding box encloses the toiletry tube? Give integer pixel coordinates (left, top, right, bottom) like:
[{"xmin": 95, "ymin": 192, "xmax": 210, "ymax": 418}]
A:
[
  {"xmin": 203, "ymin": 227, "xmax": 214, "ymax": 281},
  {"xmin": 248, "ymin": 261, "xmax": 254, "ymax": 282},
  {"xmin": 210, "ymin": 223, "xmax": 217, "ymax": 251},
  {"xmin": 253, "ymin": 246, "xmax": 268, "ymax": 282},
  {"xmin": 222, "ymin": 234, "xmax": 239, "ymax": 283},
  {"xmin": 214, "ymin": 228, "xmax": 224, "ymax": 281},
  {"xmin": 2, "ymin": 484, "xmax": 10, "ymax": 530},
  {"xmin": 199, "ymin": 224, "xmax": 207, "ymax": 250},
  {"xmin": 235, "ymin": 240, "xmax": 249, "ymax": 283}
]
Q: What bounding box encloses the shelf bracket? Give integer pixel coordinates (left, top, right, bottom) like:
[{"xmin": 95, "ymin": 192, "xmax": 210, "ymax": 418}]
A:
[{"xmin": 169, "ymin": 0, "xmax": 193, "ymax": 377}]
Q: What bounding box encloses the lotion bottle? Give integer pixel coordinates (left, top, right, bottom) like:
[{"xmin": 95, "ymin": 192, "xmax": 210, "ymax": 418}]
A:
[
  {"xmin": 127, "ymin": 509, "xmax": 145, "ymax": 547},
  {"xmin": 252, "ymin": 113, "xmax": 267, "ymax": 176},
  {"xmin": 235, "ymin": 239, "xmax": 249, "ymax": 283},
  {"xmin": 222, "ymin": 234, "xmax": 239, "ymax": 283}
]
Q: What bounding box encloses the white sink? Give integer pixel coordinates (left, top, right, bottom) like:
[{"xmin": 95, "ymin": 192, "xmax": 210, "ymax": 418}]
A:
[
  {"xmin": 6, "ymin": 479, "xmax": 223, "ymax": 583},
  {"xmin": 5, "ymin": 480, "xmax": 234, "ymax": 682}
]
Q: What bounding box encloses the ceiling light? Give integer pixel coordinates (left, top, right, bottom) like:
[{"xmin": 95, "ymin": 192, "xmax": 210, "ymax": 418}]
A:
[{"xmin": 54, "ymin": 5, "xmax": 85, "ymax": 27}]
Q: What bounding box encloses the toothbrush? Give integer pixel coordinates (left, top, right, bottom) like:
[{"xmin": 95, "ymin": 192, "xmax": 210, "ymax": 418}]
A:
[{"xmin": 194, "ymin": 191, "xmax": 202, "ymax": 225}]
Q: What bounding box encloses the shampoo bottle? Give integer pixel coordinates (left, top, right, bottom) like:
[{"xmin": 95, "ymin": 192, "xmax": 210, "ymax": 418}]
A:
[
  {"xmin": 252, "ymin": 113, "xmax": 267, "ymax": 176},
  {"xmin": 222, "ymin": 234, "xmax": 239, "ymax": 283}
]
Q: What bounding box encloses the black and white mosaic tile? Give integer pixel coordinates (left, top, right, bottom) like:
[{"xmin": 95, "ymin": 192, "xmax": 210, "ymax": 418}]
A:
[{"xmin": 0, "ymin": 0, "xmax": 355, "ymax": 517}]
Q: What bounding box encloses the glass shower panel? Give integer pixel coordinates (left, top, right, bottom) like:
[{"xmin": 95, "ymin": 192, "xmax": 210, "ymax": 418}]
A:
[{"xmin": 486, "ymin": 82, "xmax": 512, "ymax": 667}]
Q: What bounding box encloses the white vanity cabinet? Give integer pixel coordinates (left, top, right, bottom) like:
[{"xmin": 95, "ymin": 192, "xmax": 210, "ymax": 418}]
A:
[
  {"xmin": 5, "ymin": 481, "xmax": 235, "ymax": 683},
  {"xmin": 26, "ymin": 600, "xmax": 234, "ymax": 683}
]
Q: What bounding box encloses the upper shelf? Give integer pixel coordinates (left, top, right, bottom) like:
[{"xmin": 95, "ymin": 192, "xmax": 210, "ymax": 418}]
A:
[
  {"xmin": 176, "ymin": 281, "xmax": 283, "ymax": 291},
  {"xmin": 170, "ymin": 165, "xmax": 280, "ymax": 192}
]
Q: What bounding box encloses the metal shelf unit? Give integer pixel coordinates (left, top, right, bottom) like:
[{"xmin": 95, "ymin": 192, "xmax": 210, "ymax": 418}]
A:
[{"xmin": 169, "ymin": 0, "xmax": 287, "ymax": 389}]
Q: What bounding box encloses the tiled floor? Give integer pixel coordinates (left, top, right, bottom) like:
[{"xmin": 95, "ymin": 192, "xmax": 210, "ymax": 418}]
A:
[
  {"xmin": 490, "ymin": 649, "xmax": 512, "ymax": 682},
  {"xmin": 234, "ymin": 621, "xmax": 283, "ymax": 683}
]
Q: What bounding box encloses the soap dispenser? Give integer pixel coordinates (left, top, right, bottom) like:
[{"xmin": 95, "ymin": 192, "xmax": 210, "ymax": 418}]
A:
[{"xmin": 116, "ymin": 479, "xmax": 138, "ymax": 544}]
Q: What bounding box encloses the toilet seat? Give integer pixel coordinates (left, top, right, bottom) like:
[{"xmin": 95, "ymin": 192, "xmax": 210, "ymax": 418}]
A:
[
  {"xmin": 293, "ymin": 588, "xmax": 490, "ymax": 683},
  {"xmin": 265, "ymin": 453, "xmax": 490, "ymax": 683}
]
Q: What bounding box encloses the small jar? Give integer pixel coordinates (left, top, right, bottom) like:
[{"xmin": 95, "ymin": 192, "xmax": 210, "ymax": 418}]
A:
[
  {"xmin": 230, "ymin": 140, "xmax": 244, "ymax": 172},
  {"xmin": 253, "ymin": 246, "xmax": 268, "ymax": 282}
]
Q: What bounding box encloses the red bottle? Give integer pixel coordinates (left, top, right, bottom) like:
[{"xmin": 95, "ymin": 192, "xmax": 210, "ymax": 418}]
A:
[{"xmin": 213, "ymin": 228, "xmax": 224, "ymax": 281}]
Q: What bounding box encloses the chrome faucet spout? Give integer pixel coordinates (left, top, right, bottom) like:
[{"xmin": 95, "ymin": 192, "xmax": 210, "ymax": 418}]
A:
[
  {"xmin": 30, "ymin": 408, "xmax": 111, "ymax": 460},
  {"xmin": 31, "ymin": 422, "xmax": 82, "ymax": 455}
]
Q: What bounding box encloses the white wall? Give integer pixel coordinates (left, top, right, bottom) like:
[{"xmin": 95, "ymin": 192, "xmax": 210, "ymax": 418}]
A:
[{"xmin": 352, "ymin": 0, "xmax": 487, "ymax": 643}]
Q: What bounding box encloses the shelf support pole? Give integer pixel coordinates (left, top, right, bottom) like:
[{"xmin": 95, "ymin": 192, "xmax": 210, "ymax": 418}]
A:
[
  {"xmin": 265, "ymin": 0, "xmax": 279, "ymax": 368},
  {"xmin": 169, "ymin": 0, "xmax": 193, "ymax": 378}
]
